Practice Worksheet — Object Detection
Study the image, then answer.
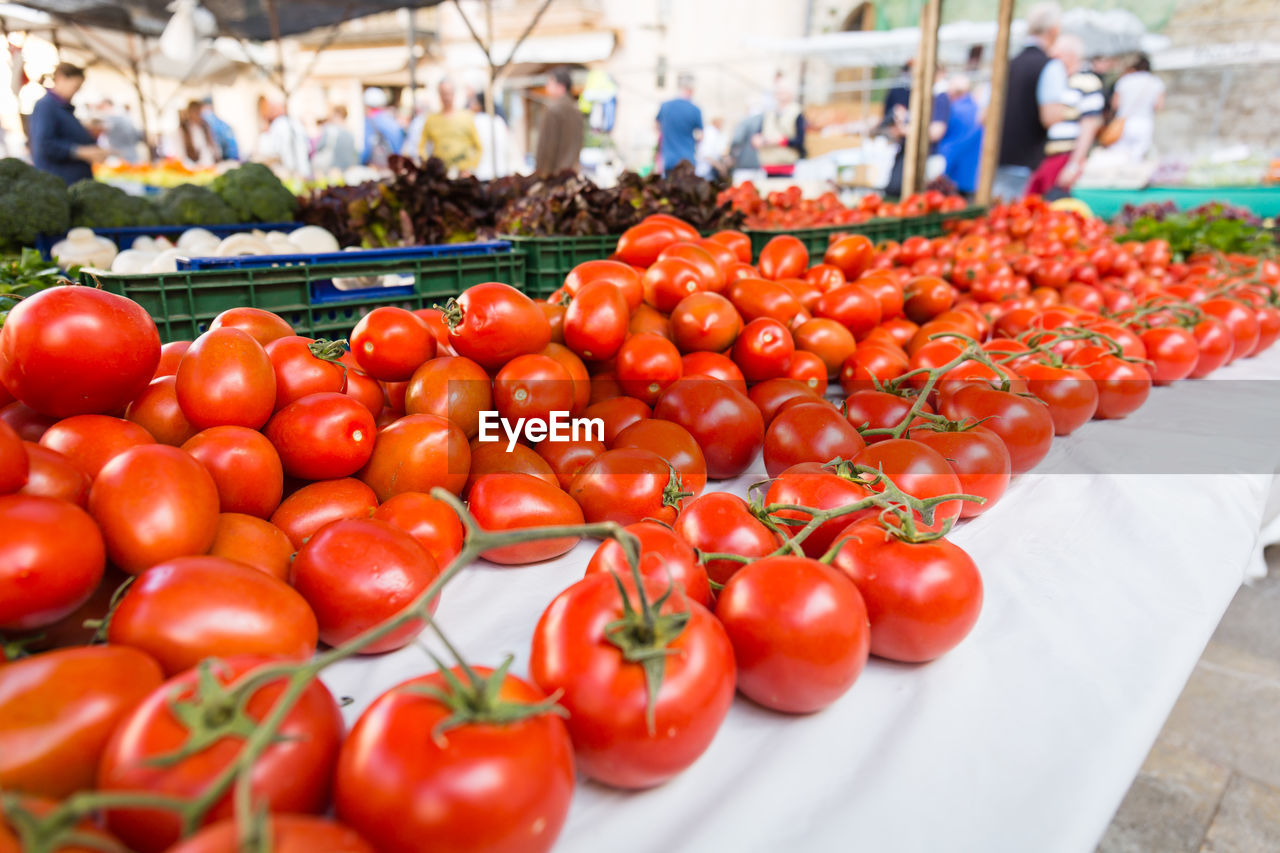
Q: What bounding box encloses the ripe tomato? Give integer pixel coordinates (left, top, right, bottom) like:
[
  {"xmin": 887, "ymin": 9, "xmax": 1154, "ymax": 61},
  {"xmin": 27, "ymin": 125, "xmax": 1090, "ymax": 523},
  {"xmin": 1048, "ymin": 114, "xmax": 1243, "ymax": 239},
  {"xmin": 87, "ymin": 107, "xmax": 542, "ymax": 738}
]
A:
[
  {"xmin": 465, "ymin": 440, "xmax": 558, "ymax": 494},
  {"xmin": 88, "ymin": 445, "xmax": 220, "ymax": 574},
  {"xmin": 660, "ymin": 242, "xmax": 726, "ymax": 293},
  {"xmin": 941, "ymin": 385, "xmax": 1054, "ymax": 474},
  {"xmin": 536, "ymin": 437, "xmax": 606, "ymax": 489},
  {"xmin": 359, "ymin": 413, "xmax": 470, "ymax": 501},
  {"xmin": 166, "ymin": 816, "xmax": 374, "ymax": 853},
  {"xmin": 494, "ymin": 354, "xmax": 575, "ymax": 426},
  {"xmin": 716, "ymin": 555, "xmax": 869, "ymax": 713},
  {"xmin": 654, "ymin": 378, "xmax": 764, "ymax": 480},
  {"xmin": 0, "ymin": 419, "xmax": 26, "ymax": 496},
  {"xmin": 18, "ymin": 442, "xmax": 90, "ymax": 506},
  {"xmin": 207, "ymin": 512, "xmax": 294, "ymax": 580},
  {"xmin": 674, "ymin": 491, "xmax": 779, "ymax": 584},
  {"xmin": 292, "ymin": 518, "xmax": 439, "ymax": 653},
  {"xmin": 153, "ymin": 340, "xmax": 191, "ymax": 378},
  {"xmin": 1251, "ymin": 306, "xmax": 1280, "ymax": 356},
  {"xmin": 824, "ymin": 234, "xmax": 874, "ymax": 279},
  {"xmin": 269, "ymin": 478, "xmax": 379, "ymax": 549},
  {"xmin": 264, "ymin": 392, "xmax": 376, "ymax": 480},
  {"xmin": 763, "ymin": 401, "xmax": 866, "ymax": 477},
  {"xmin": 830, "ymin": 520, "xmax": 983, "ymax": 662},
  {"xmin": 815, "ymin": 284, "xmax": 883, "ymax": 340},
  {"xmin": 335, "ymin": 668, "xmax": 574, "ymax": 853},
  {"xmin": 758, "ymin": 235, "xmax": 808, "ymax": 280},
  {"xmin": 733, "ymin": 317, "xmax": 795, "ymax": 381},
  {"xmin": 909, "ymin": 426, "xmax": 1011, "ymax": 518},
  {"xmin": 0, "ymin": 286, "xmax": 160, "ymax": 417},
  {"xmin": 0, "ymin": 645, "xmax": 163, "ymax": 798},
  {"xmin": 564, "ymin": 280, "xmax": 629, "ymax": 361},
  {"xmin": 748, "ymin": 377, "xmax": 820, "ymax": 425},
  {"xmin": 628, "ymin": 302, "xmax": 672, "ymax": 339},
  {"xmin": 787, "ymin": 350, "xmax": 830, "ymax": 394},
  {"xmin": 175, "ymin": 328, "xmax": 277, "ymax": 430},
  {"xmin": 616, "ymin": 220, "xmax": 681, "ymax": 267},
  {"xmin": 612, "ymin": 418, "xmax": 707, "ymax": 497},
  {"xmin": 1020, "ymin": 362, "xmax": 1099, "ymax": 435},
  {"xmin": 38, "ymin": 414, "xmax": 154, "ymax": 479},
  {"xmin": 469, "ymin": 472, "xmax": 585, "ymax": 564},
  {"xmin": 583, "ymin": 396, "xmax": 651, "ymax": 445},
  {"xmin": 125, "ymin": 377, "xmax": 197, "ymax": 446},
  {"xmin": 350, "ymin": 307, "xmax": 435, "ymax": 381},
  {"xmin": 844, "ymin": 389, "xmax": 930, "ymax": 440},
  {"xmin": 764, "ymin": 463, "xmax": 877, "ymax": 557},
  {"xmin": 680, "ymin": 351, "xmax": 748, "ymax": 394},
  {"xmin": 709, "ymin": 229, "xmax": 752, "ymax": 263},
  {"xmin": 209, "ymin": 306, "xmax": 293, "ymax": 347},
  {"xmin": 371, "ymin": 492, "xmax": 465, "ymax": 568},
  {"xmin": 728, "ymin": 278, "xmax": 807, "ymax": 328},
  {"xmin": 794, "ymin": 318, "xmax": 857, "ymax": 374},
  {"xmin": 182, "ymin": 426, "xmax": 284, "ymax": 518},
  {"xmin": 540, "ymin": 342, "xmax": 591, "ymax": 414},
  {"xmin": 447, "ymin": 283, "xmax": 551, "ymax": 370},
  {"xmin": 903, "ymin": 276, "xmax": 958, "ymax": 324},
  {"xmin": 0, "ymin": 495, "xmax": 104, "ymax": 631},
  {"xmin": 98, "ymin": 657, "xmax": 343, "ymax": 853},
  {"xmin": 404, "ymin": 356, "xmax": 492, "ymax": 438},
  {"xmin": 564, "ymin": 259, "xmax": 644, "ymax": 310},
  {"xmin": 0, "ymin": 401, "xmax": 56, "ymax": 441},
  {"xmin": 1139, "ymin": 326, "xmax": 1198, "ymax": 385},
  {"xmin": 586, "ymin": 520, "xmax": 711, "ymax": 608},
  {"xmin": 529, "ymin": 573, "xmax": 735, "ymax": 788},
  {"xmin": 1065, "ymin": 349, "xmax": 1152, "ymax": 420},
  {"xmin": 670, "ymin": 291, "xmax": 742, "ymax": 353},
  {"xmin": 108, "ymin": 556, "xmax": 317, "ymax": 674},
  {"xmin": 264, "ymin": 336, "xmax": 347, "ymax": 410},
  {"xmin": 1201, "ymin": 298, "xmax": 1260, "ymax": 364},
  {"xmin": 616, "ymin": 333, "xmax": 683, "ymax": 405},
  {"xmin": 1190, "ymin": 317, "xmax": 1233, "ymax": 378},
  {"xmin": 570, "ymin": 447, "xmax": 688, "ymax": 526}
]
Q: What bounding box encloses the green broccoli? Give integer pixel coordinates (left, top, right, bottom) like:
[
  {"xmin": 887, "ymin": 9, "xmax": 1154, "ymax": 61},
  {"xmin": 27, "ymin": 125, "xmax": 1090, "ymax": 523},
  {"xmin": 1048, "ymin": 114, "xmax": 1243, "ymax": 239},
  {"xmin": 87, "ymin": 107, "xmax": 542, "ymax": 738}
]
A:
[
  {"xmin": 68, "ymin": 179, "xmax": 163, "ymax": 229},
  {"xmin": 0, "ymin": 158, "xmax": 71, "ymax": 251},
  {"xmin": 155, "ymin": 184, "xmax": 238, "ymax": 226},
  {"xmin": 210, "ymin": 163, "xmax": 299, "ymax": 223}
]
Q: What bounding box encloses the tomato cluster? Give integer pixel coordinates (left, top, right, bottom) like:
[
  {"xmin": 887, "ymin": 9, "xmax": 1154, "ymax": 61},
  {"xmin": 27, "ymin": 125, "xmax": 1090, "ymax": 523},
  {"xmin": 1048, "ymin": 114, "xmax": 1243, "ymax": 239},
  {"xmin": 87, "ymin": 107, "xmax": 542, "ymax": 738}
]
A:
[
  {"xmin": 2, "ymin": 199, "xmax": 1278, "ymax": 851},
  {"xmin": 718, "ymin": 183, "xmax": 967, "ymax": 229}
]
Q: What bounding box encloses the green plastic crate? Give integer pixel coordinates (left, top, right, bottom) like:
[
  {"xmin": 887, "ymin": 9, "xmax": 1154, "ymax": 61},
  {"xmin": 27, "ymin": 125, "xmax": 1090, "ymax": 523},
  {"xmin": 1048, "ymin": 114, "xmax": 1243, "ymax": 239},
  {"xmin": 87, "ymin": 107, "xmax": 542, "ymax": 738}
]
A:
[
  {"xmin": 81, "ymin": 251, "xmax": 525, "ymax": 343},
  {"xmin": 745, "ymin": 217, "xmax": 905, "ymax": 261},
  {"xmin": 502, "ymin": 234, "xmax": 621, "ymax": 299},
  {"xmin": 900, "ymin": 205, "xmax": 989, "ymax": 240}
]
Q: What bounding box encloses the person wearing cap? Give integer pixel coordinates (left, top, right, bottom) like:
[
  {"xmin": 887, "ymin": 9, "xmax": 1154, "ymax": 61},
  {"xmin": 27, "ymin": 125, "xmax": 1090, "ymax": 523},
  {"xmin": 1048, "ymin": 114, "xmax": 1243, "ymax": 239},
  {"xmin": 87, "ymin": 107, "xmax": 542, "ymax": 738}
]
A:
[
  {"xmin": 201, "ymin": 97, "xmax": 238, "ymax": 161},
  {"xmin": 656, "ymin": 72, "xmax": 702, "ymax": 173},
  {"xmin": 362, "ymin": 87, "xmax": 404, "ymax": 168},
  {"xmin": 28, "ymin": 62, "xmax": 105, "ymax": 184},
  {"xmin": 535, "ymin": 67, "xmax": 583, "ymax": 174}
]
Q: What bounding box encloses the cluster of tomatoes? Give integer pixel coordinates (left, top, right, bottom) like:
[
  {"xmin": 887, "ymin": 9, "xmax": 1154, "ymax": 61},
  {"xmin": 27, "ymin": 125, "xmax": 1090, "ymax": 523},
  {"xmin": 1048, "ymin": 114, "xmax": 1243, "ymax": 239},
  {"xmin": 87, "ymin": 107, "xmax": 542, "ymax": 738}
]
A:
[
  {"xmin": 717, "ymin": 183, "xmax": 967, "ymax": 229},
  {"xmin": 2, "ymin": 197, "xmax": 1279, "ymax": 853}
]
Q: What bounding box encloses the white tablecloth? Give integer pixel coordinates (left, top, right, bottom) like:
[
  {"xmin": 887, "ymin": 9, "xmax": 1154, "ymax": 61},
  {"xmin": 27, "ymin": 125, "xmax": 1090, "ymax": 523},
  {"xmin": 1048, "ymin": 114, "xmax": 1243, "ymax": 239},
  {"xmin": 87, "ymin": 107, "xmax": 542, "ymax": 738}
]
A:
[{"xmin": 323, "ymin": 343, "xmax": 1280, "ymax": 853}]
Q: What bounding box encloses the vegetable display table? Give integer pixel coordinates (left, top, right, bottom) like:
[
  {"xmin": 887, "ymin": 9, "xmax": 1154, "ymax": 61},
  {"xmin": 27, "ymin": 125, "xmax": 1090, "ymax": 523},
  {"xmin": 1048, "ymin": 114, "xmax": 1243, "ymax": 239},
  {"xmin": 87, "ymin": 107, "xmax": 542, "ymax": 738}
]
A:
[
  {"xmin": 1074, "ymin": 186, "xmax": 1280, "ymax": 219},
  {"xmin": 320, "ymin": 344, "xmax": 1280, "ymax": 853}
]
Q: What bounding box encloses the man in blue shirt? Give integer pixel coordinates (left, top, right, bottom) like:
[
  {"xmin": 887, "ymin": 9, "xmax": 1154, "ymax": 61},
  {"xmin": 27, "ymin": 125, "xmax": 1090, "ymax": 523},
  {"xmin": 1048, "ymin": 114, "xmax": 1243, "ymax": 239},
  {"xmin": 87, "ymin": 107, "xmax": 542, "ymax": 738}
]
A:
[
  {"xmin": 362, "ymin": 88, "xmax": 405, "ymax": 168},
  {"xmin": 202, "ymin": 96, "xmax": 239, "ymax": 160},
  {"xmin": 28, "ymin": 63, "xmax": 104, "ymax": 184},
  {"xmin": 937, "ymin": 74, "xmax": 983, "ymax": 195},
  {"xmin": 656, "ymin": 73, "xmax": 702, "ymax": 173}
]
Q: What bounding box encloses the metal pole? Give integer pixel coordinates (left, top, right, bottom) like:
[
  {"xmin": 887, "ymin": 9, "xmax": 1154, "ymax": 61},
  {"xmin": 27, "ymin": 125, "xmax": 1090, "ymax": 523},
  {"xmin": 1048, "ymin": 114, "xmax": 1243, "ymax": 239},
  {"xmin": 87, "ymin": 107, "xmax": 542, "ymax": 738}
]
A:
[{"xmin": 977, "ymin": 0, "xmax": 1014, "ymax": 206}]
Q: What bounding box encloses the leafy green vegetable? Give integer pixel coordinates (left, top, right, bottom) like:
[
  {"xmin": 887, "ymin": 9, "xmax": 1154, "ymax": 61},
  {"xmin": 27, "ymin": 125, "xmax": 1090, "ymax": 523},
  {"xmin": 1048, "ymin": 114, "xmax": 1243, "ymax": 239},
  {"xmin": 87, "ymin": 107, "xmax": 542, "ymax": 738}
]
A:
[
  {"xmin": 0, "ymin": 158, "xmax": 70, "ymax": 252},
  {"xmin": 68, "ymin": 180, "xmax": 163, "ymax": 229},
  {"xmin": 155, "ymin": 184, "xmax": 239, "ymax": 227},
  {"xmin": 0, "ymin": 249, "xmax": 73, "ymax": 327},
  {"xmin": 210, "ymin": 163, "xmax": 299, "ymax": 224},
  {"xmin": 1115, "ymin": 203, "xmax": 1274, "ymax": 259}
]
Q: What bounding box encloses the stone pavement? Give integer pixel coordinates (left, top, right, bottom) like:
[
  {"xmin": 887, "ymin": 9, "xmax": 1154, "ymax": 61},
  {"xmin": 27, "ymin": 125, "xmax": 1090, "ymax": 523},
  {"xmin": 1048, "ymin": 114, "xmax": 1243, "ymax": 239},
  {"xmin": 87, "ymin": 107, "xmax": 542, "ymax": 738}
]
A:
[{"xmin": 1099, "ymin": 547, "xmax": 1280, "ymax": 853}]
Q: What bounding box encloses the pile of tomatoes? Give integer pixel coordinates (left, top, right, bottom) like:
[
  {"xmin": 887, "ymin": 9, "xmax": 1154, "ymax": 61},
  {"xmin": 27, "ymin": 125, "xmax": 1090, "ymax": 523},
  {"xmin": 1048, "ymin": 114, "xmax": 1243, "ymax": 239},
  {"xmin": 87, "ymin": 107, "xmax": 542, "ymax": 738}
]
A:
[
  {"xmin": 718, "ymin": 183, "xmax": 968, "ymax": 229},
  {"xmin": 2, "ymin": 197, "xmax": 1278, "ymax": 853}
]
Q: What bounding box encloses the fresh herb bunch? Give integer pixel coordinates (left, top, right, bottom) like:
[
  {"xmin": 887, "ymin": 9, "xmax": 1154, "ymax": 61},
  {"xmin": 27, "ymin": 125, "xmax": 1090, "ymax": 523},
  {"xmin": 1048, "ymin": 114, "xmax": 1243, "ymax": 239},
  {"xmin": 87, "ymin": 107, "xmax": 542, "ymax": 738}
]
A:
[
  {"xmin": 0, "ymin": 249, "xmax": 73, "ymax": 327},
  {"xmin": 1114, "ymin": 202, "xmax": 1273, "ymax": 259}
]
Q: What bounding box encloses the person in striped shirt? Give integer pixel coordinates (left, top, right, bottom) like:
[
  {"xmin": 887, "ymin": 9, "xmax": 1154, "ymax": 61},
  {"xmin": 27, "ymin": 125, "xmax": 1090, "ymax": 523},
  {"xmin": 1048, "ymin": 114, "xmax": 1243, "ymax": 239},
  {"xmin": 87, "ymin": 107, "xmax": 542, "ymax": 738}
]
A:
[{"xmin": 1026, "ymin": 34, "xmax": 1104, "ymax": 198}]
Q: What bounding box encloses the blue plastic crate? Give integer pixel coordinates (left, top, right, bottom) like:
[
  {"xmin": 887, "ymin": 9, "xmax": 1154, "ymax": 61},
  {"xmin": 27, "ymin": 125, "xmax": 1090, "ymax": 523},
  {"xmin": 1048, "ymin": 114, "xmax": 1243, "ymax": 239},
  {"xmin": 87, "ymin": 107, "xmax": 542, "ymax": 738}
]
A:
[{"xmin": 34, "ymin": 222, "xmax": 301, "ymax": 260}]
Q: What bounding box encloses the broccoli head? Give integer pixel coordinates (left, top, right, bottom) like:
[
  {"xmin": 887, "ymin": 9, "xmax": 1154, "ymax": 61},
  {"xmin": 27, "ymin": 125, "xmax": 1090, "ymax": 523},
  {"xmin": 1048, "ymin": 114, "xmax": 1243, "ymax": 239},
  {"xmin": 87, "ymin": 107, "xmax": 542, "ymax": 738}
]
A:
[
  {"xmin": 156, "ymin": 184, "xmax": 238, "ymax": 226},
  {"xmin": 210, "ymin": 162, "xmax": 299, "ymax": 223},
  {"xmin": 69, "ymin": 179, "xmax": 163, "ymax": 229},
  {"xmin": 0, "ymin": 158, "xmax": 71, "ymax": 251}
]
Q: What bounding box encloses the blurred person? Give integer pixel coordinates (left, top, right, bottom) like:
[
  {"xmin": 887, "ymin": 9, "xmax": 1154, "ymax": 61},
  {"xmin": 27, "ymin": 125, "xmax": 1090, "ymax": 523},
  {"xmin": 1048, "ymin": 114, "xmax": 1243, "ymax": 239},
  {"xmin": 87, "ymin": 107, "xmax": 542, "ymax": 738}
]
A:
[
  {"xmin": 29, "ymin": 63, "xmax": 105, "ymax": 184},
  {"xmin": 655, "ymin": 72, "xmax": 702, "ymax": 173},
  {"xmin": 728, "ymin": 112, "xmax": 765, "ymax": 172},
  {"xmin": 166, "ymin": 99, "xmax": 219, "ymax": 168},
  {"xmin": 418, "ymin": 78, "xmax": 481, "ymax": 175},
  {"xmin": 966, "ymin": 45, "xmax": 992, "ymax": 117},
  {"xmin": 535, "ymin": 67, "xmax": 583, "ymax": 174},
  {"xmin": 361, "ymin": 87, "xmax": 403, "ymax": 168},
  {"xmin": 256, "ymin": 99, "xmax": 311, "ymax": 178},
  {"xmin": 472, "ymin": 91, "xmax": 514, "ymax": 181},
  {"xmin": 696, "ymin": 116, "xmax": 729, "ymax": 179},
  {"xmin": 403, "ymin": 94, "xmax": 430, "ymax": 157},
  {"xmin": 880, "ymin": 67, "xmax": 950, "ymax": 199},
  {"xmin": 95, "ymin": 98, "xmax": 144, "ymax": 163},
  {"xmin": 938, "ymin": 73, "xmax": 983, "ymax": 195},
  {"xmin": 1110, "ymin": 54, "xmax": 1164, "ymax": 163},
  {"xmin": 1026, "ymin": 34, "xmax": 1104, "ymax": 197},
  {"xmin": 883, "ymin": 62, "xmax": 913, "ymax": 117},
  {"xmin": 202, "ymin": 96, "xmax": 238, "ymax": 160},
  {"xmin": 314, "ymin": 104, "xmax": 357, "ymax": 174},
  {"xmin": 755, "ymin": 80, "xmax": 806, "ymax": 166},
  {"xmin": 994, "ymin": 1, "xmax": 1068, "ymax": 200}
]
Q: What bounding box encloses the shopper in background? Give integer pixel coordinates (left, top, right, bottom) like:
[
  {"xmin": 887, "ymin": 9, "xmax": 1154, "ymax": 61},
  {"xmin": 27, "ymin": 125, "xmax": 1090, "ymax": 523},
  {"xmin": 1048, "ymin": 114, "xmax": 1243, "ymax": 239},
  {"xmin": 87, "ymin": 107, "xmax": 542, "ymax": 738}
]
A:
[
  {"xmin": 28, "ymin": 63, "xmax": 104, "ymax": 184},
  {"xmin": 94, "ymin": 98, "xmax": 145, "ymax": 164},
  {"xmin": 1110, "ymin": 54, "xmax": 1165, "ymax": 164},
  {"xmin": 938, "ymin": 73, "xmax": 983, "ymax": 196},
  {"xmin": 696, "ymin": 116, "xmax": 729, "ymax": 179},
  {"xmin": 418, "ymin": 78, "xmax": 481, "ymax": 175},
  {"xmin": 755, "ymin": 80, "xmax": 806, "ymax": 166},
  {"xmin": 402, "ymin": 94, "xmax": 430, "ymax": 158},
  {"xmin": 256, "ymin": 99, "xmax": 312, "ymax": 178},
  {"xmin": 166, "ymin": 99, "xmax": 220, "ymax": 168},
  {"xmin": 655, "ymin": 72, "xmax": 702, "ymax": 173},
  {"xmin": 1026, "ymin": 34, "xmax": 1104, "ymax": 197},
  {"xmin": 314, "ymin": 105, "xmax": 358, "ymax": 174},
  {"xmin": 535, "ymin": 67, "xmax": 584, "ymax": 174},
  {"xmin": 361, "ymin": 87, "xmax": 403, "ymax": 168},
  {"xmin": 880, "ymin": 67, "xmax": 950, "ymax": 199},
  {"xmin": 202, "ymin": 96, "xmax": 238, "ymax": 161},
  {"xmin": 471, "ymin": 91, "xmax": 514, "ymax": 181},
  {"xmin": 993, "ymin": 1, "xmax": 1067, "ymax": 200}
]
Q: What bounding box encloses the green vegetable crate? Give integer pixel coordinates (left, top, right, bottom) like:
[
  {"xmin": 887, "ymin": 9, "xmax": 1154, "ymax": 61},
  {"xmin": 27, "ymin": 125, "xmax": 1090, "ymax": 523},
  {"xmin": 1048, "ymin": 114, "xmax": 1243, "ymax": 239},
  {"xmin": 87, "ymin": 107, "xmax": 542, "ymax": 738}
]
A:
[
  {"xmin": 745, "ymin": 218, "xmax": 905, "ymax": 260},
  {"xmin": 502, "ymin": 234, "xmax": 621, "ymax": 300},
  {"xmin": 900, "ymin": 206, "xmax": 988, "ymax": 240},
  {"xmin": 81, "ymin": 247, "xmax": 524, "ymax": 343}
]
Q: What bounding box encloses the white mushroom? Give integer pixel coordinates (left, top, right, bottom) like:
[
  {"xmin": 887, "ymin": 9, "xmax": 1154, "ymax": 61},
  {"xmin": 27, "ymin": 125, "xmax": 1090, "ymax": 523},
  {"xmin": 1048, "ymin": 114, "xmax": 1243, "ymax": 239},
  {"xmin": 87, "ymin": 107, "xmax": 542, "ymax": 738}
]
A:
[
  {"xmin": 287, "ymin": 225, "xmax": 340, "ymax": 255},
  {"xmin": 145, "ymin": 248, "xmax": 184, "ymax": 273},
  {"xmin": 177, "ymin": 228, "xmax": 218, "ymax": 251},
  {"xmin": 131, "ymin": 235, "xmax": 156, "ymax": 252},
  {"xmin": 215, "ymin": 233, "xmax": 272, "ymax": 257},
  {"xmin": 111, "ymin": 249, "xmax": 158, "ymax": 274},
  {"xmin": 51, "ymin": 228, "xmax": 118, "ymax": 269}
]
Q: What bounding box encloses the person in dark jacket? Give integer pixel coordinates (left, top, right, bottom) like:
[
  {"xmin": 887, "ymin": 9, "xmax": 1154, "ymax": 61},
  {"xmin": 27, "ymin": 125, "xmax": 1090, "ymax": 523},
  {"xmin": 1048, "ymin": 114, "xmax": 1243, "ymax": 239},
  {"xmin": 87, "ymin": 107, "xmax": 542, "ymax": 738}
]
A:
[
  {"xmin": 535, "ymin": 67, "xmax": 584, "ymax": 173},
  {"xmin": 29, "ymin": 63, "xmax": 105, "ymax": 184},
  {"xmin": 993, "ymin": 2, "xmax": 1068, "ymax": 200}
]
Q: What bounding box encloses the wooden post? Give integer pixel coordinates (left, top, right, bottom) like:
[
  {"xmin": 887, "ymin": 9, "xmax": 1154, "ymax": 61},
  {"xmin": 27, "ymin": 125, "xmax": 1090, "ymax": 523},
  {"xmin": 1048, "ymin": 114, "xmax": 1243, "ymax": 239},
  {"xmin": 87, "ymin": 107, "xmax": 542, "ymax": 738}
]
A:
[
  {"xmin": 977, "ymin": 0, "xmax": 1014, "ymax": 205},
  {"xmin": 902, "ymin": 0, "xmax": 941, "ymax": 197}
]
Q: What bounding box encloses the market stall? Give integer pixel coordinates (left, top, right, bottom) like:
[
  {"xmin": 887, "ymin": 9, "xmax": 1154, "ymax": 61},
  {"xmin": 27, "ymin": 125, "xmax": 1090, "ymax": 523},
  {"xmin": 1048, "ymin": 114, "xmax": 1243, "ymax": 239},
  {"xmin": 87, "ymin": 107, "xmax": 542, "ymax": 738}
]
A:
[{"xmin": 1076, "ymin": 186, "xmax": 1280, "ymax": 220}]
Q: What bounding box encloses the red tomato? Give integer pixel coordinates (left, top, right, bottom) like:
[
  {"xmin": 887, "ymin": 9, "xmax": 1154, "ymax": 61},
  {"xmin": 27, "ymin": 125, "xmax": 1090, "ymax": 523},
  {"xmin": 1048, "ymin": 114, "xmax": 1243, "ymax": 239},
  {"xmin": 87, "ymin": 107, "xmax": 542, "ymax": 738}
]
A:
[
  {"xmin": 0, "ymin": 286, "xmax": 160, "ymax": 417},
  {"xmin": 540, "ymin": 342, "xmax": 591, "ymax": 414},
  {"xmin": 447, "ymin": 283, "xmax": 552, "ymax": 370},
  {"xmin": 564, "ymin": 280, "xmax": 630, "ymax": 361},
  {"xmin": 564, "ymin": 260, "xmax": 644, "ymax": 311},
  {"xmin": 0, "ymin": 495, "xmax": 104, "ymax": 631},
  {"xmin": 265, "ymin": 392, "xmax": 376, "ymax": 480},
  {"xmin": 494, "ymin": 354, "xmax": 575, "ymax": 426},
  {"xmin": 0, "ymin": 645, "xmax": 163, "ymax": 798},
  {"xmin": 709, "ymin": 229, "xmax": 752, "ymax": 263},
  {"xmin": 350, "ymin": 307, "xmax": 436, "ymax": 381},
  {"xmin": 1020, "ymin": 362, "xmax": 1099, "ymax": 435},
  {"xmin": 612, "ymin": 417, "xmax": 707, "ymax": 498},
  {"xmin": 903, "ymin": 275, "xmax": 958, "ymax": 324},
  {"xmin": 175, "ymin": 328, "xmax": 277, "ymax": 430},
  {"xmin": 570, "ymin": 447, "xmax": 688, "ymax": 526},
  {"xmin": 670, "ymin": 292, "xmax": 743, "ymax": 353},
  {"xmin": 264, "ymin": 336, "xmax": 348, "ymax": 410},
  {"xmin": 616, "ymin": 333, "xmax": 683, "ymax": 405},
  {"xmin": 208, "ymin": 306, "xmax": 293, "ymax": 347},
  {"xmin": 732, "ymin": 317, "xmax": 795, "ymax": 381},
  {"xmin": 404, "ymin": 356, "xmax": 492, "ymax": 439},
  {"xmin": 642, "ymin": 257, "xmax": 705, "ymax": 313},
  {"xmin": 716, "ymin": 555, "xmax": 869, "ymax": 713},
  {"xmin": 674, "ymin": 491, "xmax": 778, "ymax": 584},
  {"xmin": 1139, "ymin": 326, "xmax": 1198, "ymax": 385},
  {"xmin": 98, "ymin": 657, "xmax": 343, "ymax": 853},
  {"xmin": 628, "ymin": 303, "xmax": 672, "ymax": 339},
  {"xmin": 615, "ymin": 220, "xmax": 680, "ymax": 267},
  {"xmin": 1066, "ymin": 349, "xmax": 1152, "ymax": 420},
  {"xmin": 335, "ymin": 668, "xmax": 574, "ymax": 853},
  {"xmin": 465, "ymin": 441, "xmax": 559, "ymax": 495},
  {"xmin": 786, "ymin": 349, "xmax": 830, "ymax": 394},
  {"xmin": 728, "ymin": 277, "xmax": 807, "ymax": 328},
  {"xmin": 269, "ymin": 478, "xmax": 378, "ymax": 549},
  {"xmin": 824, "ymin": 234, "xmax": 875, "ymax": 281},
  {"xmin": 1251, "ymin": 306, "xmax": 1280, "ymax": 356},
  {"xmin": 125, "ymin": 377, "xmax": 197, "ymax": 446},
  {"xmin": 182, "ymin": 426, "xmax": 285, "ymax": 518},
  {"xmin": 18, "ymin": 442, "xmax": 90, "ymax": 506},
  {"xmin": 166, "ymin": 816, "xmax": 374, "ymax": 853},
  {"xmin": 108, "ymin": 556, "xmax": 317, "ymax": 674},
  {"xmin": 372, "ymin": 492, "xmax": 465, "ymax": 568},
  {"xmin": 830, "ymin": 520, "xmax": 983, "ymax": 662},
  {"xmin": 654, "ymin": 378, "xmax": 764, "ymax": 479},
  {"xmin": 941, "ymin": 385, "xmax": 1054, "ymax": 474},
  {"xmin": 680, "ymin": 351, "xmax": 748, "ymax": 394},
  {"xmin": 536, "ymin": 437, "xmax": 606, "ymax": 490},
  {"xmin": 359, "ymin": 413, "xmax": 470, "ymax": 501},
  {"xmin": 843, "ymin": 389, "xmax": 931, "ymax": 441},
  {"xmin": 758, "ymin": 235, "xmax": 809, "ymax": 280},
  {"xmin": 909, "ymin": 425, "xmax": 1011, "ymax": 518},
  {"xmin": 291, "ymin": 518, "xmax": 439, "ymax": 653},
  {"xmin": 764, "ymin": 462, "xmax": 877, "ymax": 557},
  {"xmin": 88, "ymin": 445, "xmax": 220, "ymax": 574},
  {"xmin": 805, "ymin": 263, "xmax": 847, "ymax": 293},
  {"xmin": 469, "ymin": 472, "xmax": 585, "ymax": 565},
  {"xmin": 763, "ymin": 401, "xmax": 866, "ymax": 477},
  {"xmin": 38, "ymin": 414, "xmax": 154, "ymax": 479},
  {"xmin": 0, "ymin": 401, "xmax": 56, "ymax": 441},
  {"xmin": 1201, "ymin": 298, "xmax": 1260, "ymax": 364},
  {"xmin": 207, "ymin": 512, "xmax": 293, "ymax": 580},
  {"xmin": 748, "ymin": 377, "xmax": 820, "ymax": 425},
  {"xmin": 153, "ymin": 340, "xmax": 191, "ymax": 378},
  {"xmin": 586, "ymin": 520, "xmax": 711, "ymax": 608},
  {"xmin": 660, "ymin": 242, "xmax": 726, "ymax": 293},
  {"xmin": 529, "ymin": 573, "xmax": 735, "ymax": 789},
  {"xmin": 583, "ymin": 396, "xmax": 651, "ymax": 445}
]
